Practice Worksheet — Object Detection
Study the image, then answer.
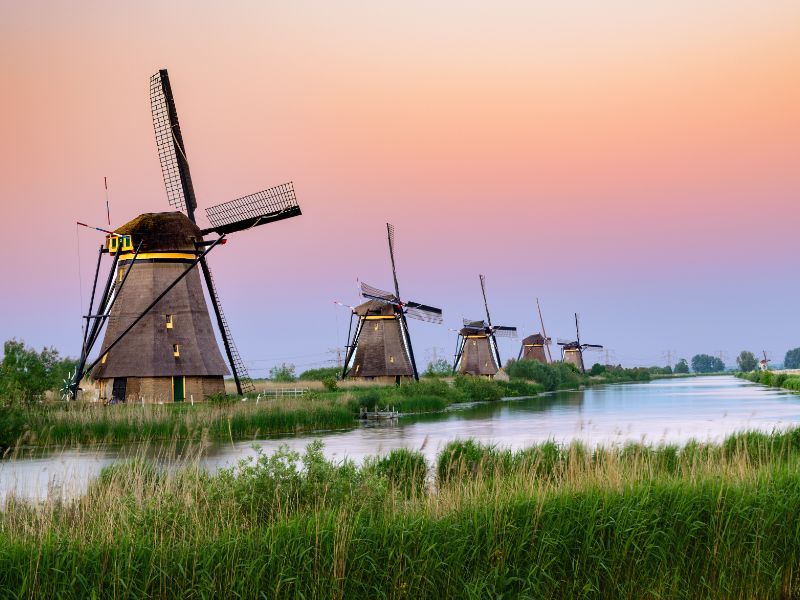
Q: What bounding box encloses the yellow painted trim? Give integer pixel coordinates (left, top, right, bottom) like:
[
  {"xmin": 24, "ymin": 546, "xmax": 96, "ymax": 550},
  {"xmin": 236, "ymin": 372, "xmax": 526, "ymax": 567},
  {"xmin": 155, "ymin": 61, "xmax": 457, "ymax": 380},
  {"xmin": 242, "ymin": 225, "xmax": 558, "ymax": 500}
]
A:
[
  {"xmin": 101, "ymin": 353, "xmax": 108, "ymax": 364},
  {"xmin": 166, "ymin": 314, "xmax": 173, "ymax": 329},
  {"xmin": 363, "ymin": 315, "xmax": 396, "ymax": 320},
  {"xmin": 173, "ymin": 344, "xmax": 180, "ymax": 358},
  {"xmin": 118, "ymin": 252, "xmax": 197, "ymax": 261},
  {"xmin": 465, "ymin": 335, "xmax": 488, "ymax": 339},
  {"xmin": 523, "ymin": 344, "xmax": 544, "ymax": 347}
]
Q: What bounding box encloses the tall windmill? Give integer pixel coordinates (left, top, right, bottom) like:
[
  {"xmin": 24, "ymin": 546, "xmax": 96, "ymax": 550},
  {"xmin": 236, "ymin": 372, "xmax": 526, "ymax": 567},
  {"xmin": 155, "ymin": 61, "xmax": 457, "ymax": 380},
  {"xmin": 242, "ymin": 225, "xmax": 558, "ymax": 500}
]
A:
[
  {"xmin": 518, "ymin": 297, "xmax": 553, "ymax": 363},
  {"xmin": 341, "ymin": 224, "xmax": 443, "ymax": 383},
  {"xmin": 557, "ymin": 313, "xmax": 602, "ymax": 373},
  {"xmin": 453, "ymin": 275, "xmax": 517, "ymax": 377},
  {"xmin": 66, "ymin": 69, "xmax": 301, "ymax": 402},
  {"xmin": 759, "ymin": 350, "xmax": 771, "ymax": 371}
]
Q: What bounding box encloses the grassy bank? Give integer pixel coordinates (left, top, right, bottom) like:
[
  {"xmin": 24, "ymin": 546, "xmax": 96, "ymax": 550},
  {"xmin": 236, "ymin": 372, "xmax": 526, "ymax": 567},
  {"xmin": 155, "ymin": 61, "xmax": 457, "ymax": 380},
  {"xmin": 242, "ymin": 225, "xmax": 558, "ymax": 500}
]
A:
[
  {"xmin": 2, "ymin": 430, "xmax": 800, "ymax": 598},
  {"xmin": 739, "ymin": 369, "xmax": 800, "ymax": 392},
  {"xmin": 0, "ymin": 377, "xmax": 545, "ymax": 448},
  {"xmin": 0, "ymin": 365, "xmax": 660, "ymax": 449}
]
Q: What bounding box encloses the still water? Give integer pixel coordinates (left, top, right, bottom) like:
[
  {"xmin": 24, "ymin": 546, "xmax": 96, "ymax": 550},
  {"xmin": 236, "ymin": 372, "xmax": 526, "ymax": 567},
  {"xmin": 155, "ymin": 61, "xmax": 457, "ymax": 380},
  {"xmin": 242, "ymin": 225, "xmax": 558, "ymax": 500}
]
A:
[{"xmin": 2, "ymin": 376, "xmax": 799, "ymax": 503}]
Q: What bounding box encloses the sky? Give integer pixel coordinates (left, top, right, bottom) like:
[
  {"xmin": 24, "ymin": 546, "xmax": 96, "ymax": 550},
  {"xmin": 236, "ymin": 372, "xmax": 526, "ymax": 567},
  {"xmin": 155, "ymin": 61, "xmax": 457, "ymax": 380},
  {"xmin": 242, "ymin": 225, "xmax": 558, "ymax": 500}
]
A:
[{"xmin": 1, "ymin": 0, "xmax": 798, "ymax": 374}]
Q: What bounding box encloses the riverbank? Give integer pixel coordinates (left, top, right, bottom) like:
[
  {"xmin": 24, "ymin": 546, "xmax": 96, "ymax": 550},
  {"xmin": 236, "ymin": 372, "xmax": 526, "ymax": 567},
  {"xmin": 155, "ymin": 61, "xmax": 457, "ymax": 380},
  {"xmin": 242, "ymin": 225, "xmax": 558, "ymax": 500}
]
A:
[
  {"xmin": 737, "ymin": 370, "xmax": 800, "ymax": 392},
  {"xmin": 0, "ymin": 367, "xmax": 655, "ymax": 449},
  {"xmin": 2, "ymin": 429, "xmax": 800, "ymax": 598}
]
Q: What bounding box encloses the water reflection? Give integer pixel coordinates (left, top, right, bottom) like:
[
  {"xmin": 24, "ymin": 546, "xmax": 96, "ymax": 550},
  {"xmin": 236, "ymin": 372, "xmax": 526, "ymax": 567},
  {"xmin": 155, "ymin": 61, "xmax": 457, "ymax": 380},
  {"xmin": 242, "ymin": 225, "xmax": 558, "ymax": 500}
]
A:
[{"xmin": 2, "ymin": 376, "xmax": 799, "ymax": 502}]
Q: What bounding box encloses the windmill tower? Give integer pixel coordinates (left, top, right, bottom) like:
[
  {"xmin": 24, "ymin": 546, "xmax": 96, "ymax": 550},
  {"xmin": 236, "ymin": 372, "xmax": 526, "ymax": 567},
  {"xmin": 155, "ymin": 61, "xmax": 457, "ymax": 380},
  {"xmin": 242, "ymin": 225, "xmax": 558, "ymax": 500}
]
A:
[
  {"xmin": 518, "ymin": 298, "xmax": 552, "ymax": 363},
  {"xmin": 341, "ymin": 224, "xmax": 443, "ymax": 384},
  {"xmin": 557, "ymin": 313, "xmax": 603, "ymax": 373},
  {"xmin": 453, "ymin": 275, "xmax": 517, "ymax": 378},
  {"xmin": 760, "ymin": 350, "xmax": 771, "ymax": 371},
  {"xmin": 67, "ymin": 69, "xmax": 302, "ymax": 402}
]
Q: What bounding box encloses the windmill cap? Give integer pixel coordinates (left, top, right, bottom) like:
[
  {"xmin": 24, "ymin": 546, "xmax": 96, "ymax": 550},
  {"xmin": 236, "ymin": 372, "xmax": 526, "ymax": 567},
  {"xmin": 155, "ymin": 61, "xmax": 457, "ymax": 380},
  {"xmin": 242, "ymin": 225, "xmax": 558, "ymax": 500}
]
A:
[{"xmin": 115, "ymin": 212, "xmax": 202, "ymax": 252}]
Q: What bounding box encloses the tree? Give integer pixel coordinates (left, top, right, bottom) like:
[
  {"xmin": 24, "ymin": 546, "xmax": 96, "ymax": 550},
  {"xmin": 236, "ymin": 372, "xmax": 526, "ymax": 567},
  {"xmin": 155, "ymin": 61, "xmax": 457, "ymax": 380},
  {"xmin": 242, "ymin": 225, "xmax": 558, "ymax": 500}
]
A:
[
  {"xmin": 0, "ymin": 339, "xmax": 76, "ymax": 406},
  {"xmin": 691, "ymin": 354, "xmax": 725, "ymax": 373},
  {"xmin": 736, "ymin": 351, "xmax": 758, "ymax": 372},
  {"xmin": 268, "ymin": 362, "xmax": 296, "ymax": 382},
  {"xmin": 423, "ymin": 358, "xmax": 452, "ymax": 377},
  {"xmin": 674, "ymin": 358, "xmax": 689, "ymax": 374},
  {"xmin": 589, "ymin": 363, "xmax": 607, "ymax": 376},
  {"xmin": 785, "ymin": 348, "xmax": 800, "ymax": 370}
]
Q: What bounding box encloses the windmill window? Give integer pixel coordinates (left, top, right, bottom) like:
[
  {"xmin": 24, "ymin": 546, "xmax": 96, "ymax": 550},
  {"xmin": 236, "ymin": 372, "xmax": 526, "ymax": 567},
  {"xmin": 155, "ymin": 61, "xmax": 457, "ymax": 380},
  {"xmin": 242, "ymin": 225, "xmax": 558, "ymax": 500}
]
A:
[
  {"xmin": 389, "ymin": 356, "xmax": 395, "ymax": 363},
  {"xmin": 101, "ymin": 353, "xmax": 108, "ymax": 364},
  {"xmin": 173, "ymin": 344, "xmax": 180, "ymax": 358},
  {"xmin": 120, "ymin": 236, "xmax": 133, "ymax": 252},
  {"xmin": 108, "ymin": 236, "xmax": 119, "ymax": 253},
  {"xmin": 166, "ymin": 314, "xmax": 173, "ymax": 329},
  {"xmin": 118, "ymin": 268, "xmax": 126, "ymax": 282}
]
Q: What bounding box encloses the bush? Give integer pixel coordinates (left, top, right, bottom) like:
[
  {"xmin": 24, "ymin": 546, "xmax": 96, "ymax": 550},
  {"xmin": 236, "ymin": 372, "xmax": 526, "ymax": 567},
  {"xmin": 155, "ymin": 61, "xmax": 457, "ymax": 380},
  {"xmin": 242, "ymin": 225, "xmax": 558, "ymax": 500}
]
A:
[
  {"xmin": 506, "ymin": 359, "xmax": 562, "ymax": 391},
  {"xmin": 422, "ymin": 358, "xmax": 452, "ymax": 377},
  {"xmin": 321, "ymin": 377, "xmax": 337, "ymax": 392},
  {"xmin": 453, "ymin": 376, "xmax": 504, "ymax": 401},
  {"xmin": 297, "ymin": 367, "xmax": 340, "ymax": 381},
  {"xmin": 269, "ymin": 363, "xmax": 296, "ymax": 382}
]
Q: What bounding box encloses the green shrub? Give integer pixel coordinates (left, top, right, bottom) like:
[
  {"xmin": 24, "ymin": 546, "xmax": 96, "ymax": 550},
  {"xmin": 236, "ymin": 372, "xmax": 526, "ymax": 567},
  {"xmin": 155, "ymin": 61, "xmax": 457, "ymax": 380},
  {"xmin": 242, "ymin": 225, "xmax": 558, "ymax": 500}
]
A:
[
  {"xmin": 453, "ymin": 376, "xmax": 504, "ymax": 401},
  {"xmin": 298, "ymin": 367, "xmax": 340, "ymax": 381}
]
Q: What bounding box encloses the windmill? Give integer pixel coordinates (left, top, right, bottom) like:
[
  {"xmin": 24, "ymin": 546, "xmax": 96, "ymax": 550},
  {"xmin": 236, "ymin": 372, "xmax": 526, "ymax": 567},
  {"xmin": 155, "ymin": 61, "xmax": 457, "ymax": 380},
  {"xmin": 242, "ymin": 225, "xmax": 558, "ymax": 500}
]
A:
[
  {"xmin": 557, "ymin": 313, "xmax": 602, "ymax": 373},
  {"xmin": 340, "ymin": 223, "xmax": 443, "ymax": 383},
  {"xmin": 66, "ymin": 69, "xmax": 301, "ymax": 402},
  {"xmin": 518, "ymin": 297, "xmax": 553, "ymax": 363},
  {"xmin": 453, "ymin": 275, "xmax": 517, "ymax": 378},
  {"xmin": 760, "ymin": 350, "xmax": 771, "ymax": 371}
]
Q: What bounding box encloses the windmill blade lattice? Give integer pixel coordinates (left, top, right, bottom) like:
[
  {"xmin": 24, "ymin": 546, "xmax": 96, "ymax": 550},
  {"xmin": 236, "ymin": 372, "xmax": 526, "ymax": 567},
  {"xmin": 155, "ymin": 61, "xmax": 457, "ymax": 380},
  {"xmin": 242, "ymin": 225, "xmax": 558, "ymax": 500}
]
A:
[
  {"xmin": 204, "ymin": 183, "xmax": 301, "ymax": 235},
  {"xmin": 150, "ymin": 70, "xmax": 197, "ymax": 216},
  {"xmin": 359, "ymin": 281, "xmax": 397, "ymax": 303},
  {"xmin": 405, "ymin": 301, "xmax": 443, "ymax": 324},
  {"xmin": 492, "ymin": 325, "xmax": 518, "ymax": 338}
]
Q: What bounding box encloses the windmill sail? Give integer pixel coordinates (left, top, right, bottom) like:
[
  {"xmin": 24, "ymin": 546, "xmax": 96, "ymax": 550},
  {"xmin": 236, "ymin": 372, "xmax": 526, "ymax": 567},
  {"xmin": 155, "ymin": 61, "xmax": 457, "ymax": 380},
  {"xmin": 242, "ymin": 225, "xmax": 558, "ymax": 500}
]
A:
[
  {"xmin": 405, "ymin": 301, "xmax": 443, "ymax": 324},
  {"xmin": 203, "ymin": 183, "xmax": 301, "ymax": 235},
  {"xmin": 359, "ymin": 281, "xmax": 397, "ymax": 303},
  {"xmin": 150, "ymin": 70, "xmax": 197, "ymax": 218}
]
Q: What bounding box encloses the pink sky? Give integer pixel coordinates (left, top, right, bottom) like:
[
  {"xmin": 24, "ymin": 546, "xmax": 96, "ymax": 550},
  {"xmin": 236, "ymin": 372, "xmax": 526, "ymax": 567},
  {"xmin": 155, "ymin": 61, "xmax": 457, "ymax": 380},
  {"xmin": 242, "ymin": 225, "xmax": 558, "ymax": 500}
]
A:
[{"xmin": 1, "ymin": 1, "xmax": 799, "ymax": 371}]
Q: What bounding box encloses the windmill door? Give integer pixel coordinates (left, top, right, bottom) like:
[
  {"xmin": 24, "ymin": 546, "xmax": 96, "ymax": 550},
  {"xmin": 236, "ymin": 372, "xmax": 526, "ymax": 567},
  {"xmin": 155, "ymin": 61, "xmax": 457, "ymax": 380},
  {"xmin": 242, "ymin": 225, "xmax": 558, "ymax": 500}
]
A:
[
  {"xmin": 172, "ymin": 376, "xmax": 185, "ymax": 402},
  {"xmin": 111, "ymin": 378, "xmax": 127, "ymax": 403}
]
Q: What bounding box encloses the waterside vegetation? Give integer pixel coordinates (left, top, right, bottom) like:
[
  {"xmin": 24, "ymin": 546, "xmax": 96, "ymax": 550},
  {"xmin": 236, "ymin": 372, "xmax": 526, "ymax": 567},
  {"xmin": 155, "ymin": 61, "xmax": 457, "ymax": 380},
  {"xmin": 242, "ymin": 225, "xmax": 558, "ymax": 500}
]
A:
[
  {"xmin": 738, "ymin": 369, "xmax": 800, "ymax": 392},
  {"xmin": 1, "ymin": 363, "xmax": 660, "ymax": 449},
  {"xmin": 2, "ymin": 430, "xmax": 800, "ymax": 598}
]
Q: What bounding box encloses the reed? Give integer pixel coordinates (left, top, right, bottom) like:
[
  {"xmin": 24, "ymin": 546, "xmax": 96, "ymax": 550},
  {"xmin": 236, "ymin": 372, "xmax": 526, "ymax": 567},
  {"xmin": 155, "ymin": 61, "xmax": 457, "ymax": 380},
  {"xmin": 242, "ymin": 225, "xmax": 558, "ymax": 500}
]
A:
[
  {"xmin": 2, "ymin": 429, "xmax": 800, "ymax": 598},
  {"xmin": 0, "ymin": 398, "xmax": 355, "ymax": 448}
]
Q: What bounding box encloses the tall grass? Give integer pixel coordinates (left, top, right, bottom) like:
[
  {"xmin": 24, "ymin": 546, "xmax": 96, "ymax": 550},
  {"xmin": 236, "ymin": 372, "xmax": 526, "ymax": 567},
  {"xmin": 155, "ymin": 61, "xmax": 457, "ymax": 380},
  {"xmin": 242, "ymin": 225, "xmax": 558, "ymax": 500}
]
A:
[
  {"xmin": 2, "ymin": 429, "xmax": 800, "ymax": 597},
  {"xmin": 0, "ymin": 398, "xmax": 355, "ymax": 448}
]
